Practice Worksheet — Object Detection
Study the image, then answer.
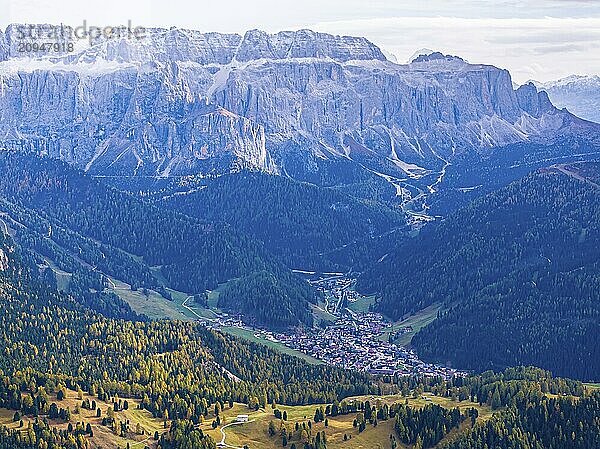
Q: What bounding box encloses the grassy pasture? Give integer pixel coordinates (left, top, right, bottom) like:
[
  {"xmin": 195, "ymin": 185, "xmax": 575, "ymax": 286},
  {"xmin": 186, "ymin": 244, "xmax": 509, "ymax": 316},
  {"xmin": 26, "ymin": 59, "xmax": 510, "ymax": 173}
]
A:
[{"xmin": 0, "ymin": 390, "xmax": 492, "ymax": 449}]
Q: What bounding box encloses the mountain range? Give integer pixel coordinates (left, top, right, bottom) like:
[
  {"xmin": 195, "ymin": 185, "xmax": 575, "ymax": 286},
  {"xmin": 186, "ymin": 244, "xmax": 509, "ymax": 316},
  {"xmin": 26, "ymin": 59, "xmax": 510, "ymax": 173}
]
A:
[
  {"xmin": 1, "ymin": 27, "xmax": 598, "ymax": 226},
  {"xmin": 1, "ymin": 25, "xmax": 600, "ymax": 380},
  {"xmin": 533, "ymin": 75, "xmax": 600, "ymax": 124}
]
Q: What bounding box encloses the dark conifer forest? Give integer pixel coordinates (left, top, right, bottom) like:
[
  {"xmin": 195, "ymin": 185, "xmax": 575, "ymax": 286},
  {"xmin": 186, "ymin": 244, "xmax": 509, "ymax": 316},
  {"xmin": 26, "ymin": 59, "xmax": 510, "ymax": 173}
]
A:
[
  {"xmin": 159, "ymin": 171, "xmax": 405, "ymax": 269},
  {"xmin": 0, "ymin": 151, "xmax": 318, "ymax": 327},
  {"xmin": 359, "ymin": 170, "xmax": 600, "ymax": 379}
]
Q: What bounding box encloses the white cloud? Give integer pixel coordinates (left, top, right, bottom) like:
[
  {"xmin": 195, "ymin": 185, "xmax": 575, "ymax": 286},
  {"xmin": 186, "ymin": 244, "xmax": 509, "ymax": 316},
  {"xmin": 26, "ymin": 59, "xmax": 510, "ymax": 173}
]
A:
[
  {"xmin": 304, "ymin": 16, "xmax": 600, "ymax": 82},
  {"xmin": 1, "ymin": 0, "xmax": 599, "ymax": 82}
]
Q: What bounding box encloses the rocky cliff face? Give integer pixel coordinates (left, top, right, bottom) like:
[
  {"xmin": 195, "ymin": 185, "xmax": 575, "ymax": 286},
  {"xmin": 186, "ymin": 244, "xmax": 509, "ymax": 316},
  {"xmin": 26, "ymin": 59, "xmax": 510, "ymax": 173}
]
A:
[
  {"xmin": 211, "ymin": 56, "xmax": 546, "ymax": 167},
  {"xmin": 0, "ymin": 30, "xmax": 8, "ymax": 61},
  {"xmin": 0, "ymin": 249, "xmax": 7, "ymax": 272},
  {"xmin": 0, "ymin": 26, "xmax": 595, "ymax": 182},
  {"xmin": 78, "ymin": 28, "xmax": 386, "ymax": 64},
  {"xmin": 0, "ymin": 40, "xmax": 274, "ymax": 176}
]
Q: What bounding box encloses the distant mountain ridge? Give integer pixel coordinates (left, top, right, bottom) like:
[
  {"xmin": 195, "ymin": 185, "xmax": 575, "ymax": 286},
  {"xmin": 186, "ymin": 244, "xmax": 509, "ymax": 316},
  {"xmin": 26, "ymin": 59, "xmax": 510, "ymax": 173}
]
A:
[
  {"xmin": 533, "ymin": 75, "xmax": 600, "ymax": 124},
  {"xmin": 0, "ymin": 26, "xmax": 388, "ymax": 63}
]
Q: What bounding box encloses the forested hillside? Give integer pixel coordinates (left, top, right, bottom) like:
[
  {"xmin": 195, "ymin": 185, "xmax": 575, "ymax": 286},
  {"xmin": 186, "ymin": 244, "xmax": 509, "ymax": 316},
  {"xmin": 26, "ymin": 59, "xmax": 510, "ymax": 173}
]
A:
[
  {"xmin": 0, "ymin": 231, "xmax": 375, "ymax": 412},
  {"xmin": 429, "ymin": 367, "xmax": 599, "ymax": 449},
  {"xmin": 0, "ymin": 229, "xmax": 597, "ymax": 449},
  {"xmin": 0, "ymin": 151, "xmax": 317, "ymax": 327},
  {"xmin": 440, "ymin": 374, "xmax": 599, "ymax": 449},
  {"xmin": 159, "ymin": 171, "xmax": 405, "ymax": 270},
  {"xmin": 359, "ymin": 168, "xmax": 600, "ymax": 380},
  {"xmin": 0, "ymin": 197, "xmax": 150, "ymax": 320},
  {"xmin": 441, "ymin": 394, "xmax": 600, "ymax": 449},
  {"xmin": 217, "ymin": 271, "xmax": 315, "ymax": 327}
]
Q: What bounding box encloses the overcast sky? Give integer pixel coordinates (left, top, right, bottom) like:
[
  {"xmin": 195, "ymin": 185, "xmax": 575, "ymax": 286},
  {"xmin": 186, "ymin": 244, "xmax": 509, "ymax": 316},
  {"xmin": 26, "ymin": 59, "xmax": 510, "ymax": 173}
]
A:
[{"xmin": 2, "ymin": 0, "xmax": 599, "ymax": 82}]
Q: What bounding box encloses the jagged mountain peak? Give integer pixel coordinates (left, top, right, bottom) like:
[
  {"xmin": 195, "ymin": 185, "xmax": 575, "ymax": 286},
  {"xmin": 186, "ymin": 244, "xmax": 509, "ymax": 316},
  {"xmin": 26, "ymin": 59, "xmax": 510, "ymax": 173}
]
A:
[
  {"xmin": 0, "ymin": 25, "xmax": 388, "ymax": 65},
  {"xmin": 515, "ymin": 82, "xmax": 554, "ymax": 117},
  {"xmin": 408, "ymin": 48, "xmax": 435, "ymax": 63},
  {"xmin": 235, "ymin": 28, "xmax": 387, "ymax": 63},
  {"xmin": 0, "ymin": 24, "xmax": 596, "ymax": 192},
  {"xmin": 532, "ymin": 75, "xmax": 600, "ymax": 123},
  {"xmin": 408, "ymin": 50, "xmax": 466, "ymax": 64}
]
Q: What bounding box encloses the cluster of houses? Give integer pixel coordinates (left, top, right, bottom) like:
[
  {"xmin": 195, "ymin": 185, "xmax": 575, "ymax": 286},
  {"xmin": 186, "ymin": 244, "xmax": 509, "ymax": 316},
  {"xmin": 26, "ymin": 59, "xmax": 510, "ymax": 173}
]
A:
[
  {"xmin": 272, "ymin": 312, "xmax": 463, "ymax": 379},
  {"xmin": 311, "ymin": 274, "xmax": 361, "ymax": 314},
  {"xmin": 203, "ymin": 273, "xmax": 465, "ymax": 380}
]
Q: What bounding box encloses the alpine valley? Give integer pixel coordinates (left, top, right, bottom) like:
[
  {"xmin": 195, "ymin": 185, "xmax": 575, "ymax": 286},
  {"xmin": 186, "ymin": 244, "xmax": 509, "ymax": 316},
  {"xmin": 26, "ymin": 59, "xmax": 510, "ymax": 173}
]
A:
[{"xmin": 0, "ymin": 23, "xmax": 599, "ymax": 449}]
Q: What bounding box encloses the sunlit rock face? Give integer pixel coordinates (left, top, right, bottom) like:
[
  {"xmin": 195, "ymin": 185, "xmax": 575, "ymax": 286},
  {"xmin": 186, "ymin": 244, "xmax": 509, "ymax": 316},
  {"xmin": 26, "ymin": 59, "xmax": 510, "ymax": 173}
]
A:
[
  {"xmin": 0, "ymin": 249, "xmax": 8, "ymax": 272},
  {"xmin": 0, "ymin": 26, "xmax": 595, "ymax": 180}
]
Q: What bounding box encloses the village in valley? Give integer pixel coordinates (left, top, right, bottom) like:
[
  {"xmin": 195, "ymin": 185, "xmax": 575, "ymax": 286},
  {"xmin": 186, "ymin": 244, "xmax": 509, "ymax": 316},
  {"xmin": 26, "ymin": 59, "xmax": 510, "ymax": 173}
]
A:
[
  {"xmin": 268, "ymin": 315, "xmax": 461, "ymax": 378},
  {"xmin": 203, "ymin": 273, "xmax": 465, "ymax": 380}
]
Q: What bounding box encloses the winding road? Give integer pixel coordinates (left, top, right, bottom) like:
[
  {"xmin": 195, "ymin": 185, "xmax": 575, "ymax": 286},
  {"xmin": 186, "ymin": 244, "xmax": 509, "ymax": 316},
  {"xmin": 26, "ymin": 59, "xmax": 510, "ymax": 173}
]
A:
[
  {"xmin": 182, "ymin": 295, "xmax": 215, "ymax": 321},
  {"xmin": 217, "ymin": 420, "xmax": 255, "ymax": 449},
  {"xmin": 553, "ymin": 163, "xmax": 600, "ymax": 189},
  {"xmin": 0, "ymin": 218, "xmax": 8, "ymax": 235}
]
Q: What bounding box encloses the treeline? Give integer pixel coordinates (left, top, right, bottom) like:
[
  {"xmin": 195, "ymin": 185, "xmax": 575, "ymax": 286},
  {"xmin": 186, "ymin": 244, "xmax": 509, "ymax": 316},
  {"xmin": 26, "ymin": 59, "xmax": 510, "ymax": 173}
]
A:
[
  {"xmin": 68, "ymin": 268, "xmax": 141, "ymax": 320},
  {"xmin": 359, "ymin": 170, "xmax": 600, "ymax": 379},
  {"xmin": 424, "ymin": 367, "xmax": 584, "ymax": 412},
  {"xmin": 159, "ymin": 420, "xmax": 215, "ymax": 449},
  {"xmin": 0, "ymin": 199, "xmax": 144, "ymax": 320},
  {"xmin": 269, "ymin": 419, "xmax": 327, "ymax": 449},
  {"xmin": 0, "ymin": 151, "xmax": 318, "ymax": 327},
  {"xmin": 0, "ymin": 419, "xmax": 216, "ymax": 449},
  {"xmin": 390, "ymin": 367, "xmax": 590, "ymax": 449},
  {"xmin": 0, "ymin": 420, "xmax": 88, "ymax": 449},
  {"xmin": 402, "ymin": 366, "xmax": 599, "ymax": 449},
  {"xmin": 0, "ymin": 198, "xmax": 158, "ymax": 289},
  {"xmin": 394, "ymin": 404, "xmax": 465, "ymax": 448}
]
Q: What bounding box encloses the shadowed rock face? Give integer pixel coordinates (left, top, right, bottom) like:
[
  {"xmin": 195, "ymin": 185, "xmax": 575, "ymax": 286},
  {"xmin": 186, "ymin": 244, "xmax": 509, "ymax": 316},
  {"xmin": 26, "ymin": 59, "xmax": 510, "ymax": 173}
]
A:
[{"xmin": 0, "ymin": 26, "xmax": 596, "ymax": 180}]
